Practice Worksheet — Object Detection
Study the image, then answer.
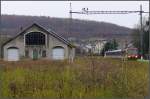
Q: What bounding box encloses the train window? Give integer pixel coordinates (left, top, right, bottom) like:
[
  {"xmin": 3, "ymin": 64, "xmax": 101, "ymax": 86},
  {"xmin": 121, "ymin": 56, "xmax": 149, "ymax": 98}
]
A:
[{"xmin": 128, "ymin": 49, "xmax": 137, "ymax": 54}]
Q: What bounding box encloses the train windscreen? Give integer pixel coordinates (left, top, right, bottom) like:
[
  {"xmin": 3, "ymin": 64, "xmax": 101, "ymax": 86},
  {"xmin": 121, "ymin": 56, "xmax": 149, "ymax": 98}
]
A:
[{"xmin": 127, "ymin": 49, "xmax": 138, "ymax": 55}]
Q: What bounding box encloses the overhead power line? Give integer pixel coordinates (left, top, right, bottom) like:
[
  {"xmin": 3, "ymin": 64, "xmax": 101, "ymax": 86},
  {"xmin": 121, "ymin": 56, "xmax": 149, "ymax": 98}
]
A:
[
  {"xmin": 71, "ymin": 10, "xmax": 149, "ymax": 15},
  {"xmin": 69, "ymin": 3, "xmax": 149, "ymax": 59}
]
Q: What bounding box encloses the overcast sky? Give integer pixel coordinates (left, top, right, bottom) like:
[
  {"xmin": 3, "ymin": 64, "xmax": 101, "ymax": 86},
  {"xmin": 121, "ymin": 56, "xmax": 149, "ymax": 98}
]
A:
[{"xmin": 1, "ymin": 1, "xmax": 149, "ymax": 28}]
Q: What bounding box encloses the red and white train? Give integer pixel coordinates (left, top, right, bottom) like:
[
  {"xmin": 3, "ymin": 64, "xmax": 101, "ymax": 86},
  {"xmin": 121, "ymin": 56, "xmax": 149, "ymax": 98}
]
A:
[{"xmin": 104, "ymin": 48, "xmax": 141, "ymax": 59}]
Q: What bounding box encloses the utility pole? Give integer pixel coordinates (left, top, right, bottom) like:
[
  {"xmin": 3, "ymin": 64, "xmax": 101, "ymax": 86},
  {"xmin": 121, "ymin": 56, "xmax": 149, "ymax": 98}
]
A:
[
  {"xmin": 140, "ymin": 5, "xmax": 144, "ymax": 60},
  {"xmin": 69, "ymin": 4, "xmax": 149, "ymax": 57},
  {"xmin": 148, "ymin": 1, "xmax": 150, "ymax": 97},
  {"xmin": 68, "ymin": 3, "xmax": 72, "ymax": 41},
  {"xmin": 0, "ymin": 0, "xmax": 1, "ymax": 58}
]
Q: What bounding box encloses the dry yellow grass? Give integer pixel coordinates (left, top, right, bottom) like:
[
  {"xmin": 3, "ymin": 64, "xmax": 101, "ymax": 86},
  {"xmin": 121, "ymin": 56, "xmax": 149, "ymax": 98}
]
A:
[{"xmin": 0, "ymin": 56, "xmax": 149, "ymax": 98}]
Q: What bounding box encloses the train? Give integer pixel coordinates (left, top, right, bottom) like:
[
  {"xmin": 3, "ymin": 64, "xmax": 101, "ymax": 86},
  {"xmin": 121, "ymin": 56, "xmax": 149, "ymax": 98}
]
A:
[{"xmin": 104, "ymin": 48, "xmax": 141, "ymax": 59}]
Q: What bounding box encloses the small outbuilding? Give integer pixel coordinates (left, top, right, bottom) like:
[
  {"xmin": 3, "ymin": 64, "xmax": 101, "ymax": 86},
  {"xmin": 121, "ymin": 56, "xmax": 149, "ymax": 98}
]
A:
[{"xmin": 2, "ymin": 23, "xmax": 75, "ymax": 61}]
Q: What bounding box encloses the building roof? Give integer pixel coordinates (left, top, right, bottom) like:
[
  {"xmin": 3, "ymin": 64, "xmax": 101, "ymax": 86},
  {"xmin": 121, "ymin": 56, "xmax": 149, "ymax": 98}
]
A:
[{"xmin": 2, "ymin": 23, "xmax": 75, "ymax": 48}]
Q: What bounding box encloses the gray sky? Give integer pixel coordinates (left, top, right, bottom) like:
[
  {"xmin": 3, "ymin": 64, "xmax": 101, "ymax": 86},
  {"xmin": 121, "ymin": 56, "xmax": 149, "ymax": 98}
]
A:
[{"xmin": 1, "ymin": 1, "xmax": 149, "ymax": 28}]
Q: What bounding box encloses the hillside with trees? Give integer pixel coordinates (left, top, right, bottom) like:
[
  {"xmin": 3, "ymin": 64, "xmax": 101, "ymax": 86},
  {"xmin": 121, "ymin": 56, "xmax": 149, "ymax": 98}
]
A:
[{"xmin": 1, "ymin": 14, "xmax": 133, "ymax": 39}]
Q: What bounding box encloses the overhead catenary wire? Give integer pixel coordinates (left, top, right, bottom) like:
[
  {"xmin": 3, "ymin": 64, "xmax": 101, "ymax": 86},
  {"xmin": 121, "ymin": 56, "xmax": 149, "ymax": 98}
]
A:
[
  {"xmin": 70, "ymin": 10, "xmax": 149, "ymax": 15},
  {"xmin": 69, "ymin": 3, "xmax": 149, "ymax": 60},
  {"xmin": 69, "ymin": 4, "xmax": 150, "ymax": 94}
]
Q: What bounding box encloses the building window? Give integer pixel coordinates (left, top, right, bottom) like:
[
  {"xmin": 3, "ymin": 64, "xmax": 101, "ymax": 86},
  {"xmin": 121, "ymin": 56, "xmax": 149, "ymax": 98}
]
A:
[
  {"xmin": 25, "ymin": 50, "xmax": 29, "ymax": 57},
  {"xmin": 42, "ymin": 50, "xmax": 46, "ymax": 57},
  {"xmin": 25, "ymin": 32, "xmax": 45, "ymax": 45},
  {"xmin": 39, "ymin": 49, "xmax": 41, "ymax": 54}
]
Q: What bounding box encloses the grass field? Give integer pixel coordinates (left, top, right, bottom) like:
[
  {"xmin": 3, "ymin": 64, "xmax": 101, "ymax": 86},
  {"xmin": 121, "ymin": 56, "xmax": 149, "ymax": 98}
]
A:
[{"xmin": 0, "ymin": 56, "xmax": 149, "ymax": 98}]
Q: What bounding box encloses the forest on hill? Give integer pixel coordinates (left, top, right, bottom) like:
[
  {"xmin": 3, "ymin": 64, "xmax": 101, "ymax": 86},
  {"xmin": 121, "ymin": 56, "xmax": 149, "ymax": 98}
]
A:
[{"xmin": 1, "ymin": 14, "xmax": 133, "ymax": 39}]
